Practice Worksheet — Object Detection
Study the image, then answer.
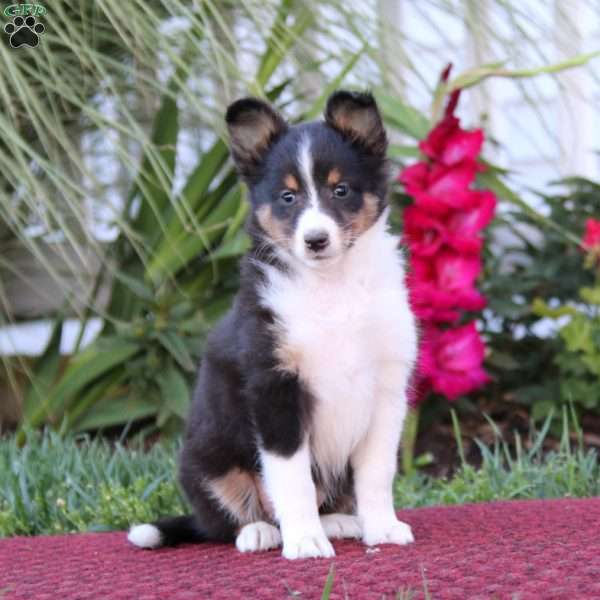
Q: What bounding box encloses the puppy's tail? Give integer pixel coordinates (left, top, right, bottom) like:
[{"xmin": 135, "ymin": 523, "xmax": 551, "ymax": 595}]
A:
[{"xmin": 128, "ymin": 515, "xmax": 206, "ymax": 549}]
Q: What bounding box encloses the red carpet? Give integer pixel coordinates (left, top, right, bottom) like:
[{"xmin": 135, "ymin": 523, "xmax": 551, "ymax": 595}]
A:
[{"xmin": 2, "ymin": 498, "xmax": 600, "ymax": 599}]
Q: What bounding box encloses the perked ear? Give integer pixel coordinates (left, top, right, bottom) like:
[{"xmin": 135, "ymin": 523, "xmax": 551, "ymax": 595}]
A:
[
  {"xmin": 225, "ymin": 98, "xmax": 287, "ymax": 178},
  {"xmin": 324, "ymin": 90, "xmax": 387, "ymax": 156}
]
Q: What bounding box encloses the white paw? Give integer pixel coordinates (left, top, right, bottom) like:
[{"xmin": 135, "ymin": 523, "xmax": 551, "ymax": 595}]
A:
[
  {"xmin": 362, "ymin": 518, "xmax": 414, "ymax": 547},
  {"xmin": 236, "ymin": 521, "xmax": 282, "ymax": 552},
  {"xmin": 282, "ymin": 531, "xmax": 335, "ymax": 559},
  {"xmin": 320, "ymin": 513, "xmax": 362, "ymax": 539}
]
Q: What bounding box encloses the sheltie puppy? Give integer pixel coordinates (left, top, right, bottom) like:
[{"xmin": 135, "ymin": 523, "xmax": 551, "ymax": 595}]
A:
[{"xmin": 128, "ymin": 90, "xmax": 417, "ymax": 559}]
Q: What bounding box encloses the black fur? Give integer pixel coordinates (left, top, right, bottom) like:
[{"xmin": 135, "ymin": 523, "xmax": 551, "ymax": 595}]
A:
[{"xmin": 153, "ymin": 515, "xmax": 207, "ymax": 546}]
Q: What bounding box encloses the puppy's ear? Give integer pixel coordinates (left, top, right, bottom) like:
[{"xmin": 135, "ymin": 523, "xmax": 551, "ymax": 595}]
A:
[
  {"xmin": 225, "ymin": 98, "xmax": 287, "ymax": 178},
  {"xmin": 324, "ymin": 90, "xmax": 387, "ymax": 156}
]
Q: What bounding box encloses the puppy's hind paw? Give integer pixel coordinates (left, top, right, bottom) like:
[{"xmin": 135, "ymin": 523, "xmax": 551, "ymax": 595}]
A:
[
  {"xmin": 236, "ymin": 521, "xmax": 282, "ymax": 552},
  {"xmin": 320, "ymin": 513, "xmax": 361, "ymax": 539}
]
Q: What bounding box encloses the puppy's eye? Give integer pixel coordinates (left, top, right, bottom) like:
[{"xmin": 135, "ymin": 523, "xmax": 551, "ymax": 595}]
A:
[
  {"xmin": 279, "ymin": 190, "xmax": 296, "ymax": 206},
  {"xmin": 334, "ymin": 183, "xmax": 349, "ymax": 198}
]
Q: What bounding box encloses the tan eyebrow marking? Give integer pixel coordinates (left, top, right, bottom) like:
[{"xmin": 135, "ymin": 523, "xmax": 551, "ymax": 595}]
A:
[
  {"xmin": 283, "ymin": 174, "xmax": 299, "ymax": 191},
  {"xmin": 327, "ymin": 168, "xmax": 341, "ymax": 186}
]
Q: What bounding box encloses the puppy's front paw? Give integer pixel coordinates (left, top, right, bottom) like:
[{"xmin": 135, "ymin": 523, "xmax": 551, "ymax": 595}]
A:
[
  {"xmin": 282, "ymin": 531, "xmax": 335, "ymax": 559},
  {"xmin": 362, "ymin": 517, "xmax": 414, "ymax": 547}
]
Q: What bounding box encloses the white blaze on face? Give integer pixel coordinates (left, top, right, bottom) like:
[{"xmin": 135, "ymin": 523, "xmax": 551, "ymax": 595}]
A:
[{"xmin": 295, "ymin": 136, "xmax": 342, "ymax": 265}]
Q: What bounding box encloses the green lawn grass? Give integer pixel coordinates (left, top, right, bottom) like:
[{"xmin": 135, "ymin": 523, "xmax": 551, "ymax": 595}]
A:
[{"xmin": 1, "ymin": 411, "xmax": 599, "ymax": 537}]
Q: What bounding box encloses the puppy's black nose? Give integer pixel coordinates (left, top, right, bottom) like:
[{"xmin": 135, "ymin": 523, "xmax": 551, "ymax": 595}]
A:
[{"xmin": 304, "ymin": 230, "xmax": 330, "ymax": 252}]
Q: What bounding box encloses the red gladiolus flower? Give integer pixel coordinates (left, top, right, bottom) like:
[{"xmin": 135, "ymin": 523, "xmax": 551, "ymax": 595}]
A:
[
  {"xmin": 426, "ymin": 162, "xmax": 479, "ymax": 206},
  {"xmin": 435, "ymin": 250, "xmax": 482, "ymax": 293},
  {"xmin": 441, "ymin": 129, "xmax": 484, "ymax": 166},
  {"xmin": 403, "ymin": 206, "xmax": 446, "ymax": 256},
  {"xmin": 418, "ymin": 115, "xmax": 459, "ymax": 161},
  {"xmin": 420, "ymin": 116, "xmax": 484, "ymax": 167},
  {"xmin": 444, "ymin": 190, "xmax": 496, "ymax": 254},
  {"xmin": 399, "ymin": 71, "xmax": 495, "ymax": 404},
  {"xmin": 419, "ymin": 323, "xmax": 490, "ymax": 400},
  {"xmin": 399, "ymin": 162, "xmax": 429, "ymax": 197},
  {"xmin": 411, "ymin": 303, "xmax": 460, "ymax": 323},
  {"xmin": 582, "ymin": 218, "xmax": 600, "ymax": 251},
  {"xmin": 409, "ymin": 253, "xmax": 486, "ymax": 321},
  {"xmin": 400, "ymin": 162, "xmax": 480, "ymax": 217}
]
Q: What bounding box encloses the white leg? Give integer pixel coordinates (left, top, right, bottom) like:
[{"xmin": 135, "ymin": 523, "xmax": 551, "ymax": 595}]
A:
[
  {"xmin": 235, "ymin": 521, "xmax": 282, "ymax": 552},
  {"xmin": 260, "ymin": 440, "xmax": 334, "ymax": 559},
  {"xmin": 351, "ymin": 375, "xmax": 414, "ymax": 547}
]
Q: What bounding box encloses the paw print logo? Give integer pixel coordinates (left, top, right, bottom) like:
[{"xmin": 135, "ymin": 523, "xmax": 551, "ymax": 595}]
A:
[{"xmin": 4, "ymin": 16, "xmax": 45, "ymax": 48}]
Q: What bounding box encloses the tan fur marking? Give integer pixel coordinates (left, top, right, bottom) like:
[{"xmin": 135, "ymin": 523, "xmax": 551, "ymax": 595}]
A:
[
  {"xmin": 273, "ymin": 339, "xmax": 302, "ymax": 374},
  {"xmin": 253, "ymin": 473, "xmax": 276, "ymax": 521},
  {"xmin": 327, "ymin": 168, "xmax": 341, "ymax": 186},
  {"xmin": 348, "ymin": 192, "xmax": 380, "ymax": 240},
  {"xmin": 284, "ymin": 174, "xmax": 299, "ymax": 191},
  {"xmin": 206, "ymin": 468, "xmax": 265, "ymax": 526},
  {"xmin": 270, "ymin": 320, "xmax": 301, "ymax": 374},
  {"xmin": 256, "ymin": 204, "xmax": 288, "ymax": 246}
]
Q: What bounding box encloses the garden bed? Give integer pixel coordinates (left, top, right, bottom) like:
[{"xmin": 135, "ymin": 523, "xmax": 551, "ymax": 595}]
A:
[{"xmin": 1, "ymin": 423, "xmax": 599, "ymax": 537}]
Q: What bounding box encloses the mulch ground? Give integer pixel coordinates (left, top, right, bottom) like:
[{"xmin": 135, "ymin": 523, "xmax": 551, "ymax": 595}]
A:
[
  {"xmin": 2, "ymin": 497, "xmax": 600, "ymax": 599},
  {"xmin": 415, "ymin": 400, "xmax": 600, "ymax": 478}
]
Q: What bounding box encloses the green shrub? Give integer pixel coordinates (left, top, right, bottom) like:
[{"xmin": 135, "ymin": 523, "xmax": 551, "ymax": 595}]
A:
[
  {"xmin": 482, "ymin": 178, "xmax": 600, "ymax": 420},
  {"xmin": 532, "ymin": 264, "xmax": 600, "ymax": 416}
]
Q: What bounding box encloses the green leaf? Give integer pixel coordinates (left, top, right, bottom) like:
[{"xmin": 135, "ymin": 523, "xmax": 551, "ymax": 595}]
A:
[
  {"xmin": 67, "ymin": 367, "xmax": 128, "ymax": 428},
  {"xmin": 487, "ymin": 351, "xmax": 521, "ymax": 371},
  {"xmin": 146, "ymin": 140, "xmax": 230, "ymax": 282},
  {"xmin": 376, "ymin": 92, "xmax": 430, "ymax": 139},
  {"xmin": 582, "ymin": 353, "xmax": 600, "ymax": 378},
  {"xmin": 156, "ymin": 331, "xmax": 195, "ymax": 372},
  {"xmin": 157, "ymin": 366, "xmax": 190, "ymax": 420},
  {"xmin": 580, "ymin": 286, "xmax": 600, "ymax": 306},
  {"xmin": 131, "ymin": 67, "xmax": 184, "ymax": 242},
  {"xmin": 74, "ymin": 394, "xmax": 157, "ymax": 432},
  {"xmin": 449, "ymin": 52, "xmax": 600, "ymax": 91},
  {"xmin": 321, "ymin": 566, "xmax": 335, "ymax": 600},
  {"xmin": 532, "ymin": 399, "xmax": 555, "ymax": 421},
  {"xmin": 210, "ymin": 229, "xmax": 251, "ymax": 261},
  {"xmin": 388, "ymin": 144, "xmax": 420, "ymax": 159},
  {"xmin": 25, "ymin": 338, "xmax": 141, "ymax": 429},
  {"xmin": 532, "ymin": 298, "xmax": 578, "ymax": 318},
  {"xmin": 478, "ymin": 171, "xmax": 581, "ymax": 246},
  {"xmin": 561, "ymin": 317, "xmax": 593, "ymax": 353},
  {"xmin": 147, "ymin": 184, "xmax": 242, "ymax": 282},
  {"xmin": 177, "ymin": 141, "xmax": 230, "ymax": 216},
  {"xmin": 255, "ymin": 0, "xmax": 314, "ymax": 89},
  {"xmin": 22, "ymin": 317, "xmax": 64, "ymax": 421},
  {"xmin": 113, "ymin": 272, "xmax": 156, "ymax": 303},
  {"xmin": 302, "ymin": 45, "xmax": 366, "ymax": 121}
]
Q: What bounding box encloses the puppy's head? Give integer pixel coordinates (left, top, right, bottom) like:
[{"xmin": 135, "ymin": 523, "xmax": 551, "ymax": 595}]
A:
[{"xmin": 226, "ymin": 91, "xmax": 388, "ymax": 268}]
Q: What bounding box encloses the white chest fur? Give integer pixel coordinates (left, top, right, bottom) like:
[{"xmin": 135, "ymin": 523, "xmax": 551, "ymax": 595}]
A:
[{"xmin": 258, "ymin": 216, "xmax": 417, "ymax": 488}]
